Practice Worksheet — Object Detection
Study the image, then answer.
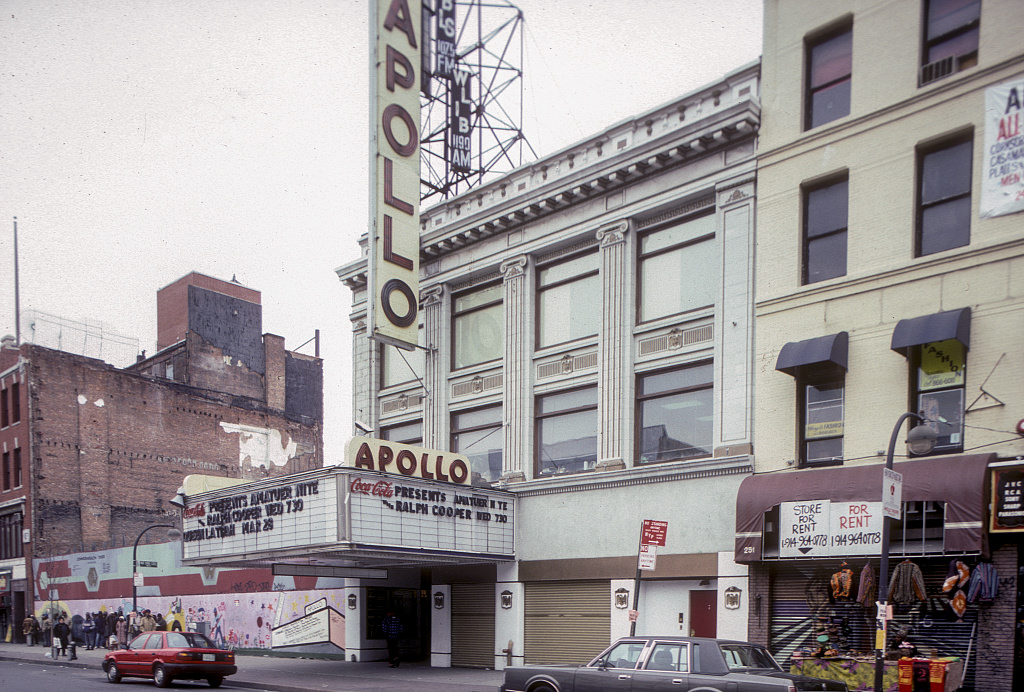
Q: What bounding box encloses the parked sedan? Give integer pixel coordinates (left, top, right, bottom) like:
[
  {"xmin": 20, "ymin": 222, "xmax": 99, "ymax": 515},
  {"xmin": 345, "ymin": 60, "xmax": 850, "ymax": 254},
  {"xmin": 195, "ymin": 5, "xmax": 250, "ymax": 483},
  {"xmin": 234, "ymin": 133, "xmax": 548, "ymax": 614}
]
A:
[
  {"xmin": 501, "ymin": 636, "xmax": 848, "ymax": 692},
  {"xmin": 103, "ymin": 630, "xmax": 237, "ymax": 688}
]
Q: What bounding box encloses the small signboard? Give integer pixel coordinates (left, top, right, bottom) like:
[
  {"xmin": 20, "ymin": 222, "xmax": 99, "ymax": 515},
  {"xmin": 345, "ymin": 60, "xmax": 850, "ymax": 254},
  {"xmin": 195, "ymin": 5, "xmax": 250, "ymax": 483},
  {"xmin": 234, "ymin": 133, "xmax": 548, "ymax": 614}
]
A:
[
  {"xmin": 990, "ymin": 463, "xmax": 1024, "ymax": 532},
  {"xmin": 641, "ymin": 520, "xmax": 668, "ymax": 546},
  {"xmin": 780, "ymin": 500, "xmax": 884, "ymax": 557},
  {"xmin": 638, "ymin": 544, "xmax": 658, "ymax": 571},
  {"xmin": 133, "ymin": 572, "xmax": 144, "ymax": 587},
  {"xmin": 883, "ymin": 467, "xmax": 903, "ymax": 520}
]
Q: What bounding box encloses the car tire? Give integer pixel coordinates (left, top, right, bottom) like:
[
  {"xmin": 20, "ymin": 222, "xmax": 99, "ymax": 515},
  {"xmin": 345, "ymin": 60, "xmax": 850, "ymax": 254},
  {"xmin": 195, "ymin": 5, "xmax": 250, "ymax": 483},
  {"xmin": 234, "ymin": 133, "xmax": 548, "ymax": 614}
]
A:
[
  {"xmin": 153, "ymin": 663, "xmax": 170, "ymax": 688},
  {"xmin": 105, "ymin": 661, "xmax": 122, "ymax": 683},
  {"xmin": 530, "ymin": 684, "xmax": 557, "ymax": 692},
  {"xmin": 207, "ymin": 676, "xmax": 223, "ymax": 688}
]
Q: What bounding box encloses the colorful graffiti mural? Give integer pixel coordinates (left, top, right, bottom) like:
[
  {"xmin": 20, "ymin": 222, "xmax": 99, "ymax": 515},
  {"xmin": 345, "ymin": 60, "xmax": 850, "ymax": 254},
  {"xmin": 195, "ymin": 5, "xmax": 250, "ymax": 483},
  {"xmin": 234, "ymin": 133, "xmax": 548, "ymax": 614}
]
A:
[{"xmin": 32, "ymin": 544, "xmax": 345, "ymax": 653}]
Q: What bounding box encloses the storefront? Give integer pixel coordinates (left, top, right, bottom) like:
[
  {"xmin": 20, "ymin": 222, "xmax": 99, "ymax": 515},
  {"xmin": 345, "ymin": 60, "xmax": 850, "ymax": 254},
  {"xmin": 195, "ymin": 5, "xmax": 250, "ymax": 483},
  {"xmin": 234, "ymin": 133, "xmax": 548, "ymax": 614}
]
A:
[{"xmin": 734, "ymin": 453, "xmax": 1015, "ymax": 690}]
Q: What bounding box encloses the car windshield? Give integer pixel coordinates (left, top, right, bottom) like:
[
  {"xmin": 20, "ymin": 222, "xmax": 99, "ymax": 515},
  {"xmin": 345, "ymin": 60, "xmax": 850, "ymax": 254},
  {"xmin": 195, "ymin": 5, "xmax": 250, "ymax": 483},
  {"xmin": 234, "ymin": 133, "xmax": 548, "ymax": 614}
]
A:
[
  {"xmin": 719, "ymin": 644, "xmax": 782, "ymax": 671},
  {"xmin": 593, "ymin": 641, "xmax": 646, "ymax": 669},
  {"xmin": 166, "ymin": 632, "xmax": 218, "ymax": 649}
]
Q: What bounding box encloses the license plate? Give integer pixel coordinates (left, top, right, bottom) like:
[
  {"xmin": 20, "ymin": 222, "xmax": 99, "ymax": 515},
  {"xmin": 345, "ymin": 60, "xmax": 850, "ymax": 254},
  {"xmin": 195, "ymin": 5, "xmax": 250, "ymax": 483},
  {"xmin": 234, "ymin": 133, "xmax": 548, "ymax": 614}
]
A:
[{"xmin": 203, "ymin": 654, "xmax": 215, "ymax": 662}]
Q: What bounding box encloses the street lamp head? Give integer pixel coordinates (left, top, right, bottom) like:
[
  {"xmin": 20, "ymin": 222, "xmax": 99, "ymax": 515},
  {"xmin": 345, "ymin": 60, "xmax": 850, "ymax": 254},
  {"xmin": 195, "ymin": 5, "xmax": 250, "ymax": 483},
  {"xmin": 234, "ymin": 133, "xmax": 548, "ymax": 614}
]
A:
[
  {"xmin": 169, "ymin": 487, "xmax": 186, "ymax": 509},
  {"xmin": 906, "ymin": 423, "xmax": 938, "ymax": 456},
  {"xmin": 167, "ymin": 527, "xmax": 182, "ymax": 540}
]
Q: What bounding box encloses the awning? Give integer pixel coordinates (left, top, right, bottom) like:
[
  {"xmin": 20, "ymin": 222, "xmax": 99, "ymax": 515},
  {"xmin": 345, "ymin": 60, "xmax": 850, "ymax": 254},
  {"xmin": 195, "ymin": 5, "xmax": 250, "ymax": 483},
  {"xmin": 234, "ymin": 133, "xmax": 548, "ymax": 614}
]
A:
[
  {"xmin": 734, "ymin": 453, "xmax": 993, "ymax": 562},
  {"xmin": 890, "ymin": 307, "xmax": 971, "ymax": 355},
  {"xmin": 775, "ymin": 331, "xmax": 848, "ymax": 377}
]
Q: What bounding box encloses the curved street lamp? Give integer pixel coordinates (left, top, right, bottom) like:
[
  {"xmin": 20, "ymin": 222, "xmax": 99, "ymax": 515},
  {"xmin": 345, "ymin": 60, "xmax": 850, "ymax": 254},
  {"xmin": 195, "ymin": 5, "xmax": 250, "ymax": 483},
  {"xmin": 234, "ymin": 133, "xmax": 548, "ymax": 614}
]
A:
[
  {"xmin": 874, "ymin": 413, "xmax": 937, "ymax": 692},
  {"xmin": 132, "ymin": 524, "xmax": 182, "ymax": 628}
]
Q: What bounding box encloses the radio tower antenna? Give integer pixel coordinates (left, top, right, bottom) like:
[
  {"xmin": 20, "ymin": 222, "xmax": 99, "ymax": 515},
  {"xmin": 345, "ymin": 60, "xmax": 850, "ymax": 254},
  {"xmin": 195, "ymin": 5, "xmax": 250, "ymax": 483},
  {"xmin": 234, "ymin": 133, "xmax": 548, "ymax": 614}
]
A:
[{"xmin": 420, "ymin": 0, "xmax": 536, "ymax": 202}]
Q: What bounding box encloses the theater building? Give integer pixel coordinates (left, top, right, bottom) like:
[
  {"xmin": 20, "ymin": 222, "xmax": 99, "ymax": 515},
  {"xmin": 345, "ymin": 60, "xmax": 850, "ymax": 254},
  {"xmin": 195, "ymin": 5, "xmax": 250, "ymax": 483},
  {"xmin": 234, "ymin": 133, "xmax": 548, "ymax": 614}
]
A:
[
  {"xmin": 744, "ymin": 1, "xmax": 1024, "ymax": 690},
  {"xmin": 329, "ymin": 62, "xmax": 761, "ymax": 667}
]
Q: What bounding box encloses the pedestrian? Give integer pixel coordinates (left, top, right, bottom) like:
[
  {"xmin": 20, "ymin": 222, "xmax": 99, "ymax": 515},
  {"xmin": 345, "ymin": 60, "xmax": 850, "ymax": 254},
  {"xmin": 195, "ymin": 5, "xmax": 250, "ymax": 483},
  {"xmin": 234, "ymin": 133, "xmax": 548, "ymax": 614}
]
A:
[
  {"xmin": 22, "ymin": 614, "xmax": 38, "ymax": 646},
  {"xmin": 140, "ymin": 608, "xmax": 156, "ymax": 632},
  {"xmin": 381, "ymin": 611, "xmax": 404, "ymax": 668},
  {"xmin": 107, "ymin": 610, "xmax": 119, "ymax": 648},
  {"xmin": 115, "ymin": 615, "xmax": 128, "ymax": 649},
  {"xmin": 41, "ymin": 613, "xmax": 53, "ymax": 648},
  {"xmin": 94, "ymin": 611, "xmax": 107, "ymax": 650},
  {"xmin": 84, "ymin": 612, "xmax": 96, "ymax": 650},
  {"xmin": 154, "ymin": 612, "xmax": 167, "ymax": 631},
  {"xmin": 53, "ymin": 615, "xmax": 71, "ymax": 658}
]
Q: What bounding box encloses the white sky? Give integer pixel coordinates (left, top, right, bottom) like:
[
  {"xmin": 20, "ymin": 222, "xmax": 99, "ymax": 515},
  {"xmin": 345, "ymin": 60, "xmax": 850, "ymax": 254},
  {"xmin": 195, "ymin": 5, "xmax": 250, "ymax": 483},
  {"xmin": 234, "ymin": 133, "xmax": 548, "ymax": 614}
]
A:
[{"xmin": 0, "ymin": 0, "xmax": 762, "ymax": 463}]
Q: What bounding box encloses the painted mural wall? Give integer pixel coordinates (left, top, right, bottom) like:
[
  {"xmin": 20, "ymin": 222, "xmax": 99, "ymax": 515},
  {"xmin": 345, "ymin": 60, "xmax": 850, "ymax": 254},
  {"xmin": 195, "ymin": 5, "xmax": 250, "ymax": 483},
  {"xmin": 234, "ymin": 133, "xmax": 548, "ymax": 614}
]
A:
[{"xmin": 31, "ymin": 542, "xmax": 345, "ymax": 653}]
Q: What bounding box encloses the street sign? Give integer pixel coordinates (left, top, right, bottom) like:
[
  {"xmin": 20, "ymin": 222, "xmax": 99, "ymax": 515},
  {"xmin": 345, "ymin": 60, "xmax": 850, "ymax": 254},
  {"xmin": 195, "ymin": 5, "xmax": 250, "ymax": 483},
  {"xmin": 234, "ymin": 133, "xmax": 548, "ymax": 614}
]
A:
[
  {"xmin": 883, "ymin": 467, "xmax": 903, "ymax": 520},
  {"xmin": 133, "ymin": 573, "xmax": 144, "ymax": 587},
  {"xmin": 641, "ymin": 519, "xmax": 668, "ymax": 546},
  {"xmin": 638, "ymin": 544, "xmax": 658, "ymax": 571}
]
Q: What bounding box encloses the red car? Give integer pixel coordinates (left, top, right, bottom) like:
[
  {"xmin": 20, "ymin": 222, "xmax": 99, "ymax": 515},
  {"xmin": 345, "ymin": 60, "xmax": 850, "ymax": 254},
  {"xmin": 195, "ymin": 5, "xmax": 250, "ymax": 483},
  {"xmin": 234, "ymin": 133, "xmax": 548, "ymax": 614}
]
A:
[{"xmin": 103, "ymin": 630, "xmax": 237, "ymax": 688}]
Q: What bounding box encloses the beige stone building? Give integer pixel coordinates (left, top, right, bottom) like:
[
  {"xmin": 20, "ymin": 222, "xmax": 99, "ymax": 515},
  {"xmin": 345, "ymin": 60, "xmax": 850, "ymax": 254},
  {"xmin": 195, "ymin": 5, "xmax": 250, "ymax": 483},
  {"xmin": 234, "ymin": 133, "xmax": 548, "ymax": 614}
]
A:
[{"xmin": 741, "ymin": 1, "xmax": 1024, "ymax": 689}]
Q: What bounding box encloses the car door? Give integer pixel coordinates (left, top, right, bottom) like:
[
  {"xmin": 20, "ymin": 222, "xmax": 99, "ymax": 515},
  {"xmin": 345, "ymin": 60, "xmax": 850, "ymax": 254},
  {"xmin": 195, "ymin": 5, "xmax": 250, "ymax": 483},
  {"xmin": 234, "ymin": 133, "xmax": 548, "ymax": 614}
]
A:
[
  {"xmin": 630, "ymin": 642, "xmax": 690, "ymax": 692},
  {"xmin": 141, "ymin": 631, "xmax": 166, "ymax": 672},
  {"xmin": 573, "ymin": 640, "xmax": 646, "ymax": 692},
  {"xmin": 118, "ymin": 633, "xmax": 151, "ymax": 675}
]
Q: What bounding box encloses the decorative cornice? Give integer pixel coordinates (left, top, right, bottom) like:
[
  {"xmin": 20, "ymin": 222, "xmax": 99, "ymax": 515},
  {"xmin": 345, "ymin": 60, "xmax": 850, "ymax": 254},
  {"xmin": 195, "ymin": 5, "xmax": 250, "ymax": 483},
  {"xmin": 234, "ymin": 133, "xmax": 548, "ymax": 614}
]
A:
[{"xmin": 500, "ymin": 256, "xmax": 529, "ymax": 280}]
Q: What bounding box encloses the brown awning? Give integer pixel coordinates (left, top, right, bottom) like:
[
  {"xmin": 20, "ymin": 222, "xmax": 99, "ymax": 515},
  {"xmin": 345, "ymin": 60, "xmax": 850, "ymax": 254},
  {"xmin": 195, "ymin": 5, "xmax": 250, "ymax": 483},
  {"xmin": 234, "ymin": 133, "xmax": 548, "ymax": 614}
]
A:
[{"xmin": 734, "ymin": 453, "xmax": 993, "ymax": 562}]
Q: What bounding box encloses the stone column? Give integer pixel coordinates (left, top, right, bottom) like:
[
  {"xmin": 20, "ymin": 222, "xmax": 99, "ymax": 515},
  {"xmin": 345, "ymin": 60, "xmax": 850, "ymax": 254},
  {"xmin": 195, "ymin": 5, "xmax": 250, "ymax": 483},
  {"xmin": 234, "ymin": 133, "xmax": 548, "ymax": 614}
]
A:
[
  {"xmin": 421, "ymin": 284, "xmax": 448, "ymax": 448},
  {"xmin": 596, "ymin": 220, "xmax": 630, "ymax": 472},
  {"xmin": 500, "ymin": 255, "xmax": 529, "ymax": 482}
]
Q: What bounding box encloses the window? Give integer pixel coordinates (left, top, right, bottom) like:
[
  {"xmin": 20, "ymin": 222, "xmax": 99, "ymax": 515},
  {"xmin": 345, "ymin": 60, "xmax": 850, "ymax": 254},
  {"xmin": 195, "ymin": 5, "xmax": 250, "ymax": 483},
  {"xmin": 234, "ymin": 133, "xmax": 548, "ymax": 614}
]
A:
[
  {"xmin": 380, "ymin": 420, "xmax": 422, "ymax": 446},
  {"xmin": 922, "ymin": 0, "xmax": 980, "ymax": 83},
  {"xmin": 381, "ymin": 335, "xmax": 425, "ymax": 389},
  {"xmin": 638, "ymin": 363, "xmax": 713, "ymax": 463},
  {"xmin": 0, "ymin": 385, "xmax": 7, "ymax": 428},
  {"xmin": 806, "ymin": 27, "xmax": 852, "ymax": 130},
  {"xmin": 453, "ymin": 284, "xmax": 503, "ymax": 369},
  {"xmin": 801, "ymin": 379, "xmax": 845, "ymax": 466},
  {"xmin": 536, "ymin": 386, "xmax": 597, "ymax": 476},
  {"xmin": 647, "ymin": 643, "xmax": 689, "ymax": 672},
  {"xmin": 917, "ymin": 133, "xmax": 972, "ymax": 256},
  {"xmin": 638, "ymin": 212, "xmax": 717, "ymax": 323},
  {"xmin": 451, "ymin": 404, "xmax": 503, "ymax": 484},
  {"xmin": 1, "ymin": 451, "xmax": 8, "ymax": 491},
  {"xmin": 595, "ymin": 640, "xmax": 646, "ymax": 669},
  {"xmin": 537, "ymin": 252, "xmax": 600, "ymax": 348},
  {"xmin": 803, "ymin": 177, "xmax": 848, "ymax": 284},
  {"xmin": 12, "ymin": 447, "xmax": 20, "ymax": 489},
  {"xmin": 0, "ymin": 511, "xmax": 23, "ymax": 560},
  {"xmin": 9, "ymin": 382, "xmax": 18, "ymax": 423},
  {"xmin": 912, "ymin": 339, "xmax": 966, "ymax": 453}
]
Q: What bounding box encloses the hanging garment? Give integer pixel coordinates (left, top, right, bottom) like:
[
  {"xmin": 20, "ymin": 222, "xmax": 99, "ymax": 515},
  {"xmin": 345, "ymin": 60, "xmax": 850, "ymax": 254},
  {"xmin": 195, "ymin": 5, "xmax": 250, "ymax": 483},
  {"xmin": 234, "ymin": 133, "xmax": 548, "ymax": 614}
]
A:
[
  {"xmin": 967, "ymin": 561, "xmax": 998, "ymax": 603},
  {"xmin": 830, "ymin": 561, "xmax": 855, "ymax": 600},
  {"xmin": 856, "ymin": 562, "xmax": 876, "ymax": 608},
  {"xmin": 888, "ymin": 560, "xmax": 927, "ymax": 604},
  {"xmin": 942, "ymin": 560, "xmax": 970, "ymax": 593}
]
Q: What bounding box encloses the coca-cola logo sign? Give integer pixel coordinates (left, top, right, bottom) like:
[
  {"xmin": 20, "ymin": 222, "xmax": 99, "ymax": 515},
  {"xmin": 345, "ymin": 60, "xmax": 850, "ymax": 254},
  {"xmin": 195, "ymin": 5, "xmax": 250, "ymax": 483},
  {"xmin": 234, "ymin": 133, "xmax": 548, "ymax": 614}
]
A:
[
  {"xmin": 350, "ymin": 478, "xmax": 394, "ymax": 498},
  {"xmin": 183, "ymin": 502, "xmax": 206, "ymax": 519}
]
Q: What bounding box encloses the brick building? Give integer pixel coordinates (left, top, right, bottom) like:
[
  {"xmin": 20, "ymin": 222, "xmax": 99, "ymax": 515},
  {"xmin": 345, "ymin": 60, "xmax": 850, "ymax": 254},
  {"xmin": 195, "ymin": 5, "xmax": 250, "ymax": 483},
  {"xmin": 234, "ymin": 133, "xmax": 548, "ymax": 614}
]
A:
[{"xmin": 0, "ymin": 272, "xmax": 323, "ymax": 640}]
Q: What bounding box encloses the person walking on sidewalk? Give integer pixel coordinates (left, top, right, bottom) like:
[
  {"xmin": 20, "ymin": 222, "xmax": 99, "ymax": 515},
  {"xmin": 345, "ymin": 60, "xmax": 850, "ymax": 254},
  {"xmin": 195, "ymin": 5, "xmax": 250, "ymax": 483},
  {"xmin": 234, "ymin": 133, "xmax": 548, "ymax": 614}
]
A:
[
  {"xmin": 53, "ymin": 615, "xmax": 71, "ymax": 658},
  {"xmin": 381, "ymin": 611, "xmax": 403, "ymax": 668},
  {"xmin": 115, "ymin": 615, "xmax": 128, "ymax": 649},
  {"xmin": 41, "ymin": 613, "xmax": 53, "ymax": 648},
  {"xmin": 23, "ymin": 614, "xmax": 39, "ymax": 646}
]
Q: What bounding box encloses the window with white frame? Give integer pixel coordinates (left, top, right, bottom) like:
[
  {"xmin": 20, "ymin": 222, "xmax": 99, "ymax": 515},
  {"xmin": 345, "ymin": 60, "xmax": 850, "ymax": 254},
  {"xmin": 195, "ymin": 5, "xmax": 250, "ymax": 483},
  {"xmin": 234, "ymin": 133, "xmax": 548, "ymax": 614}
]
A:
[
  {"xmin": 453, "ymin": 284, "xmax": 503, "ymax": 370},
  {"xmin": 536, "ymin": 386, "xmax": 598, "ymax": 476},
  {"xmin": 637, "ymin": 362, "xmax": 713, "ymax": 463},
  {"xmin": 638, "ymin": 212, "xmax": 717, "ymax": 323},
  {"xmin": 451, "ymin": 404, "xmax": 503, "ymax": 484},
  {"xmin": 537, "ymin": 252, "xmax": 600, "ymax": 349}
]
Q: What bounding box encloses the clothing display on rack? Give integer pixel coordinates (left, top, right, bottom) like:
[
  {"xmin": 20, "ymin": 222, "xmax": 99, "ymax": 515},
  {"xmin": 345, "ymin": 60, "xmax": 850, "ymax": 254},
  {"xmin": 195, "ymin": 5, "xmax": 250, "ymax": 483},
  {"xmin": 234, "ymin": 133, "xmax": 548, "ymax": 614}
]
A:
[
  {"xmin": 856, "ymin": 562, "xmax": 876, "ymax": 609},
  {"xmin": 888, "ymin": 559, "xmax": 927, "ymax": 604},
  {"xmin": 830, "ymin": 561, "xmax": 855, "ymax": 600},
  {"xmin": 966, "ymin": 560, "xmax": 998, "ymax": 604}
]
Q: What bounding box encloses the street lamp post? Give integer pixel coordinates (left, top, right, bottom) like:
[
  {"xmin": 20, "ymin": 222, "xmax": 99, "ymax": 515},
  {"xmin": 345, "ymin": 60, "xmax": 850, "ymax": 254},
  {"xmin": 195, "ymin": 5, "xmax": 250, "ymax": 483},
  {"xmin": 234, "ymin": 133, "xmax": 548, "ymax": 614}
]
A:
[
  {"xmin": 132, "ymin": 524, "xmax": 182, "ymax": 630},
  {"xmin": 874, "ymin": 413, "xmax": 937, "ymax": 692}
]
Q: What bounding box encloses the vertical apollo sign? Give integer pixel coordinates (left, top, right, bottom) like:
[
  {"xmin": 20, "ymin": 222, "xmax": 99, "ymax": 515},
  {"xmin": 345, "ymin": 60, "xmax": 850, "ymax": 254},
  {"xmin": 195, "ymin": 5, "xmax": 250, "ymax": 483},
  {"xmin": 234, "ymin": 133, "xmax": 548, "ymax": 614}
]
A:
[{"xmin": 370, "ymin": 0, "xmax": 422, "ymax": 350}]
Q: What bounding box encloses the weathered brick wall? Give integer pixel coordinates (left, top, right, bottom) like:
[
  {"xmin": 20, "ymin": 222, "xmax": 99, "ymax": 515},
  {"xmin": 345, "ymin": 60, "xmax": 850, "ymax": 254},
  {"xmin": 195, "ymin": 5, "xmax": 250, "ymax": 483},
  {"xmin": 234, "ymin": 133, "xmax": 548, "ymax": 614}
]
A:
[
  {"xmin": 747, "ymin": 562, "xmax": 771, "ymax": 646},
  {"xmin": 972, "ymin": 543, "xmax": 1018, "ymax": 692},
  {"xmin": 26, "ymin": 345, "xmax": 322, "ymax": 557}
]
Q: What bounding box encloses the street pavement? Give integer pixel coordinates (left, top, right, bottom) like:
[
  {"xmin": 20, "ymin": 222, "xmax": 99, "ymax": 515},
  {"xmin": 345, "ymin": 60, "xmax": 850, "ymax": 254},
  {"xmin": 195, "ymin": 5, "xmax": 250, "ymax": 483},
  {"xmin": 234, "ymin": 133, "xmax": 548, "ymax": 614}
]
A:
[{"xmin": 0, "ymin": 641, "xmax": 504, "ymax": 692}]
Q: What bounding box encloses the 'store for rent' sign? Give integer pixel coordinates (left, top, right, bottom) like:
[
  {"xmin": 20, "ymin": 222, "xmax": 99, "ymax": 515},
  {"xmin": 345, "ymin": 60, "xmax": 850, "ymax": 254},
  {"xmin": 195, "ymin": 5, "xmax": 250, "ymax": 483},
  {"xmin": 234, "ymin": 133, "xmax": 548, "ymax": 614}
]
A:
[{"xmin": 779, "ymin": 500, "xmax": 884, "ymax": 557}]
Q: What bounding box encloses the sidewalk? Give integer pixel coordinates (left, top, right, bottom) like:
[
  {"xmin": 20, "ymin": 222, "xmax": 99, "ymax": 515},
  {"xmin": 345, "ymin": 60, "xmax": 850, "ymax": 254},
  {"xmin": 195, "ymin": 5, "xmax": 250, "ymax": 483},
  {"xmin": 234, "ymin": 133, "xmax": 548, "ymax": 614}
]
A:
[{"xmin": 0, "ymin": 641, "xmax": 504, "ymax": 692}]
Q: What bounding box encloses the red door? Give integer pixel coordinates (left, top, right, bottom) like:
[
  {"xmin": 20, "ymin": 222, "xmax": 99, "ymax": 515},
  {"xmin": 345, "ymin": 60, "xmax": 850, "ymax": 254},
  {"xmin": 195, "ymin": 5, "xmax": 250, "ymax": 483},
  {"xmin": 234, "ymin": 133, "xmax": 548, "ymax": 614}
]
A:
[{"xmin": 689, "ymin": 590, "xmax": 717, "ymax": 638}]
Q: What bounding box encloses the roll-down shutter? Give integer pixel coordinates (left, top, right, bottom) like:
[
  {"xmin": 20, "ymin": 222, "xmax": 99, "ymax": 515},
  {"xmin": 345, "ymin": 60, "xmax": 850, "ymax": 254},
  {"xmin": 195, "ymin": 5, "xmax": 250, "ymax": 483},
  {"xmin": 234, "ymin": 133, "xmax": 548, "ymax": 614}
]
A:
[
  {"xmin": 524, "ymin": 580, "xmax": 610, "ymax": 664},
  {"xmin": 451, "ymin": 583, "xmax": 496, "ymax": 668}
]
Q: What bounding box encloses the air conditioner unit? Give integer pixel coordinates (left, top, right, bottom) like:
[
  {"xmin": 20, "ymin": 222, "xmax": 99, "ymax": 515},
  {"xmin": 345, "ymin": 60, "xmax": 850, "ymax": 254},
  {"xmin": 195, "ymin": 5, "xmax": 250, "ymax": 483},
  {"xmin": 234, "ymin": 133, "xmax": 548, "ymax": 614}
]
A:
[{"xmin": 920, "ymin": 55, "xmax": 958, "ymax": 86}]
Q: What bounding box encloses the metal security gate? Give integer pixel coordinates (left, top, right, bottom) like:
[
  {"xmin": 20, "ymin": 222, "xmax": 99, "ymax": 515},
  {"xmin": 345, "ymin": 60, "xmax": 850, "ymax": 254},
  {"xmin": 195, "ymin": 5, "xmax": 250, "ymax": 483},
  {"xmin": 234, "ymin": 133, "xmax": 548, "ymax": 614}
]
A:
[
  {"xmin": 451, "ymin": 583, "xmax": 496, "ymax": 668},
  {"xmin": 524, "ymin": 581, "xmax": 610, "ymax": 664},
  {"xmin": 768, "ymin": 560, "xmax": 978, "ymax": 688}
]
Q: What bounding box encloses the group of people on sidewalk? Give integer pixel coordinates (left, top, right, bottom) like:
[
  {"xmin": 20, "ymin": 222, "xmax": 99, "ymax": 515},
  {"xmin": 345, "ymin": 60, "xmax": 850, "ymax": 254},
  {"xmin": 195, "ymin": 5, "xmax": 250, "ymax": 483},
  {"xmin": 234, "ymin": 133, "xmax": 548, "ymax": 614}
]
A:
[{"xmin": 21, "ymin": 607, "xmax": 167, "ymax": 653}]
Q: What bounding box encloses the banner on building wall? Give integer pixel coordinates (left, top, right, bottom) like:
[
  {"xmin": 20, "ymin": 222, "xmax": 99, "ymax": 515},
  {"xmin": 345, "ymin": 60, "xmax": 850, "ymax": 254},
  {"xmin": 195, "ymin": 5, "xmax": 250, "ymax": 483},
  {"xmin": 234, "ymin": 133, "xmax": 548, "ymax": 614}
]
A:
[
  {"xmin": 369, "ymin": 0, "xmax": 422, "ymax": 351},
  {"xmin": 990, "ymin": 463, "xmax": 1024, "ymax": 532},
  {"xmin": 779, "ymin": 500, "xmax": 883, "ymax": 558},
  {"xmin": 449, "ymin": 69, "xmax": 473, "ymax": 172},
  {"xmin": 981, "ymin": 78, "xmax": 1024, "ymax": 219}
]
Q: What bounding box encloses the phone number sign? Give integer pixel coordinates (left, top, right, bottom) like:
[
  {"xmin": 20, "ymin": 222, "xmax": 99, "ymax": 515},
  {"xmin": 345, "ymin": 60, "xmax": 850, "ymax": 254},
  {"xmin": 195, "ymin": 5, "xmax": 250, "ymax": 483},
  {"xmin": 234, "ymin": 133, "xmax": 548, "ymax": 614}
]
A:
[{"xmin": 779, "ymin": 500, "xmax": 883, "ymax": 557}]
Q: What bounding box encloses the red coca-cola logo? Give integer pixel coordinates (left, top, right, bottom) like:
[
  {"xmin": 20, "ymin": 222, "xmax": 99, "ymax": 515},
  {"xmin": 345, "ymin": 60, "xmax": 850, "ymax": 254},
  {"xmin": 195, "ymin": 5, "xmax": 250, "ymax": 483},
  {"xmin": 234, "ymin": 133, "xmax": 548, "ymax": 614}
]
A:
[
  {"xmin": 183, "ymin": 502, "xmax": 206, "ymax": 519},
  {"xmin": 350, "ymin": 478, "xmax": 394, "ymax": 498}
]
